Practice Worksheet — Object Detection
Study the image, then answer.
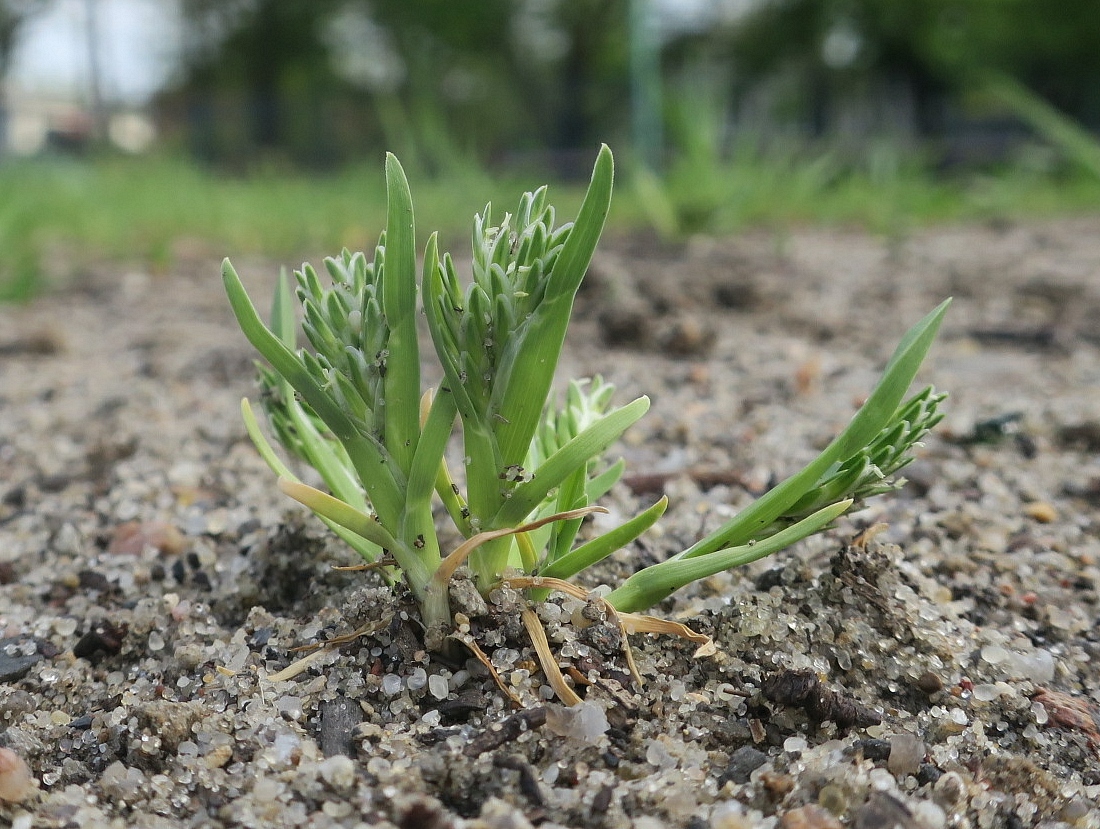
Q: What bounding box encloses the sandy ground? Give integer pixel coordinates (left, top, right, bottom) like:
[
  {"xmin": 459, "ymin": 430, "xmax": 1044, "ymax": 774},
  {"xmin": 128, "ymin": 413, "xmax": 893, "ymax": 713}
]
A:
[{"xmin": 1, "ymin": 217, "xmax": 1100, "ymax": 828}]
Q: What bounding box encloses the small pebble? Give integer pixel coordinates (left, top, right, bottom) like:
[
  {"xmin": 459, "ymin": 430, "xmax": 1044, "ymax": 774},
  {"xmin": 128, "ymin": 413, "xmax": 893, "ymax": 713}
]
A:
[
  {"xmin": 915, "ymin": 671, "xmax": 943, "ymax": 695},
  {"xmin": 276, "ymin": 696, "xmax": 303, "ymax": 721},
  {"xmin": 204, "ymin": 744, "xmax": 233, "ymax": 769},
  {"xmin": 322, "ymin": 800, "xmax": 353, "ymax": 818},
  {"xmin": 916, "ymin": 764, "xmax": 942, "ymax": 786},
  {"xmin": 544, "ymin": 702, "xmax": 609, "ymax": 743},
  {"xmin": 857, "ymin": 738, "xmax": 891, "ymax": 762},
  {"xmin": 818, "ymin": 783, "xmax": 848, "ymax": 816},
  {"xmin": 0, "ymin": 747, "xmax": 34, "ymax": 803},
  {"xmin": 645, "ymin": 738, "xmax": 677, "ymax": 770},
  {"xmin": 910, "ymin": 800, "xmax": 947, "ymax": 829},
  {"xmin": 1062, "ymin": 796, "xmax": 1090, "ymax": 822},
  {"xmin": 783, "ymin": 736, "xmax": 808, "ymax": 754},
  {"xmin": 980, "ymin": 644, "xmax": 1009, "ymax": 665},
  {"xmin": 428, "ymin": 674, "xmax": 449, "ymax": 700},
  {"xmin": 971, "ymin": 683, "xmax": 999, "ymax": 702},
  {"xmin": 711, "ymin": 803, "xmax": 753, "ymax": 829},
  {"xmin": 108, "ymin": 520, "xmax": 186, "ymax": 556},
  {"xmin": 407, "ymin": 667, "xmax": 428, "ymax": 691},
  {"xmin": 0, "ymin": 638, "xmax": 42, "ymax": 683},
  {"xmin": 318, "ymin": 755, "xmax": 356, "ymax": 790},
  {"xmin": 659, "ymin": 314, "xmax": 716, "ymax": 357},
  {"xmin": 887, "ymin": 734, "xmax": 926, "ymax": 778},
  {"xmin": 932, "ymin": 771, "xmax": 966, "ymax": 807},
  {"xmin": 381, "ymin": 674, "xmax": 404, "ymax": 696},
  {"xmin": 779, "ymin": 804, "xmax": 841, "ymax": 829},
  {"xmin": 1007, "ymin": 648, "xmax": 1055, "ymax": 683},
  {"xmin": 1022, "ymin": 501, "xmax": 1058, "ymax": 523},
  {"xmin": 723, "ymin": 746, "xmax": 769, "ymax": 784}
]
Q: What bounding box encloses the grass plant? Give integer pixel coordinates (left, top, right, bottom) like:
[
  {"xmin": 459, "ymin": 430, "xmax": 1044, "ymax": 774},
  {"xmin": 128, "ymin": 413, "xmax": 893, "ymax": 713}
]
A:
[{"xmin": 224, "ymin": 146, "xmax": 949, "ymax": 671}]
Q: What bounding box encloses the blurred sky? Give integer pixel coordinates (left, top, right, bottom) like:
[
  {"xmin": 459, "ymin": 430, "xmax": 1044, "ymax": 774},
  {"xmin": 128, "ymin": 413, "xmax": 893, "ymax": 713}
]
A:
[{"xmin": 8, "ymin": 0, "xmax": 182, "ymax": 105}]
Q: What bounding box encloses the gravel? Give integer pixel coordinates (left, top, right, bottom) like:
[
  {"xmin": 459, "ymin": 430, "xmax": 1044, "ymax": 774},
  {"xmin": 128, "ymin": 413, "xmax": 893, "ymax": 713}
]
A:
[{"xmin": 1, "ymin": 217, "xmax": 1099, "ymax": 827}]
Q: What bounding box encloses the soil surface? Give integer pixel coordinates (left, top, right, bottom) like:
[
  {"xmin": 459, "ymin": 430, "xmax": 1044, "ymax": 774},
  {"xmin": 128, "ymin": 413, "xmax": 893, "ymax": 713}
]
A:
[{"xmin": 2, "ymin": 218, "xmax": 1100, "ymax": 828}]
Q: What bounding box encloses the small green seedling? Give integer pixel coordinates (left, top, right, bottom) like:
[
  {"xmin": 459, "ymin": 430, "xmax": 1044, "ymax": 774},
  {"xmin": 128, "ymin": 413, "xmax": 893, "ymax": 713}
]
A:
[{"xmin": 223, "ymin": 145, "xmax": 947, "ymax": 675}]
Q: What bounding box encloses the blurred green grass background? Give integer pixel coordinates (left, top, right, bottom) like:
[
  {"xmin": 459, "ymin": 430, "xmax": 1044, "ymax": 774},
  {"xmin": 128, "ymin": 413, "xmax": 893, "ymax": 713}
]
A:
[{"xmin": 5, "ymin": 145, "xmax": 1100, "ymax": 302}]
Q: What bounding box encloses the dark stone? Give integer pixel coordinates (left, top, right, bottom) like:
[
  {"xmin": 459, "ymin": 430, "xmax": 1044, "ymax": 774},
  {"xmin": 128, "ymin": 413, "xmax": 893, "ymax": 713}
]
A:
[
  {"xmin": 38, "ymin": 473, "xmax": 73, "ymax": 493},
  {"xmin": 914, "ymin": 671, "xmax": 944, "ymax": 695},
  {"xmin": 436, "ymin": 692, "xmax": 485, "ymax": 723},
  {"xmin": 580, "ymin": 620, "xmax": 624, "ymax": 650},
  {"xmin": 249, "ymin": 627, "xmax": 273, "ymax": 649},
  {"xmin": 398, "ymin": 801, "xmax": 451, "ymax": 829},
  {"xmin": 713, "ymin": 280, "xmax": 760, "ymax": 311},
  {"xmin": 1058, "ymin": 421, "xmax": 1100, "ymax": 452},
  {"xmin": 494, "ymin": 754, "xmax": 544, "ymax": 808},
  {"xmin": 856, "ymin": 737, "xmax": 892, "ymax": 761},
  {"xmin": 78, "ymin": 570, "xmax": 111, "ymax": 592},
  {"xmin": 598, "ymin": 306, "xmax": 651, "ymax": 349},
  {"xmin": 722, "ymin": 745, "xmax": 769, "ymax": 784},
  {"xmin": 319, "ymin": 696, "xmax": 363, "ymax": 758},
  {"xmin": 73, "ymin": 621, "xmax": 127, "ymax": 662},
  {"xmin": 0, "ymin": 689, "xmax": 37, "ymax": 720},
  {"xmin": 916, "ymin": 763, "xmax": 942, "ymax": 786},
  {"xmin": 2, "ymin": 485, "xmax": 26, "ymax": 508},
  {"xmin": 754, "ymin": 568, "xmax": 786, "ymax": 592},
  {"xmin": 0, "ymin": 637, "xmax": 43, "ymax": 683}
]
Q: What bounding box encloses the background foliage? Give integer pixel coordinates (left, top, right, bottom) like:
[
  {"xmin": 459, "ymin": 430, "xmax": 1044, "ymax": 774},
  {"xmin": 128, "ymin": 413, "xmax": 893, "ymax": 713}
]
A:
[{"xmin": 145, "ymin": 0, "xmax": 1100, "ymax": 172}]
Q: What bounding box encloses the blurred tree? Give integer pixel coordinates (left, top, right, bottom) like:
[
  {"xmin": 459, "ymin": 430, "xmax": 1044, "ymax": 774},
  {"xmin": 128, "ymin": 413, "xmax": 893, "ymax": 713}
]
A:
[
  {"xmin": 708, "ymin": 0, "xmax": 954, "ymax": 137},
  {"xmin": 342, "ymin": 0, "xmax": 522, "ymax": 171},
  {"xmin": 921, "ymin": 0, "xmax": 1100, "ymax": 125},
  {"xmin": 0, "ymin": 0, "xmax": 46, "ymax": 78},
  {"xmin": 550, "ymin": 0, "xmax": 630, "ymax": 152},
  {"xmin": 716, "ymin": 0, "xmax": 1100, "ymax": 138},
  {"xmin": 175, "ymin": 0, "xmax": 351, "ymax": 164},
  {"xmin": 165, "ymin": 0, "xmax": 633, "ymax": 170},
  {"xmin": 0, "ymin": 0, "xmax": 48, "ymax": 152},
  {"xmin": 362, "ymin": 0, "xmax": 629, "ymax": 168}
]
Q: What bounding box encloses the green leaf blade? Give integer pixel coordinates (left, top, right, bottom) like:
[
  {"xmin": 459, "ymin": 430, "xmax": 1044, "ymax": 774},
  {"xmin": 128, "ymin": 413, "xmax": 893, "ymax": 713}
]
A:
[
  {"xmin": 491, "ymin": 145, "xmax": 615, "ymax": 468},
  {"xmin": 492, "ymin": 395, "xmax": 649, "ymax": 529},
  {"xmin": 277, "ymin": 479, "xmax": 399, "ymax": 553},
  {"xmin": 541, "ymin": 495, "xmax": 669, "ymax": 582},
  {"xmin": 675, "ymin": 299, "xmax": 949, "ymax": 560},
  {"xmin": 608, "ymin": 501, "xmax": 852, "ymax": 613},
  {"xmin": 382, "ymin": 153, "xmax": 421, "ymax": 473}
]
